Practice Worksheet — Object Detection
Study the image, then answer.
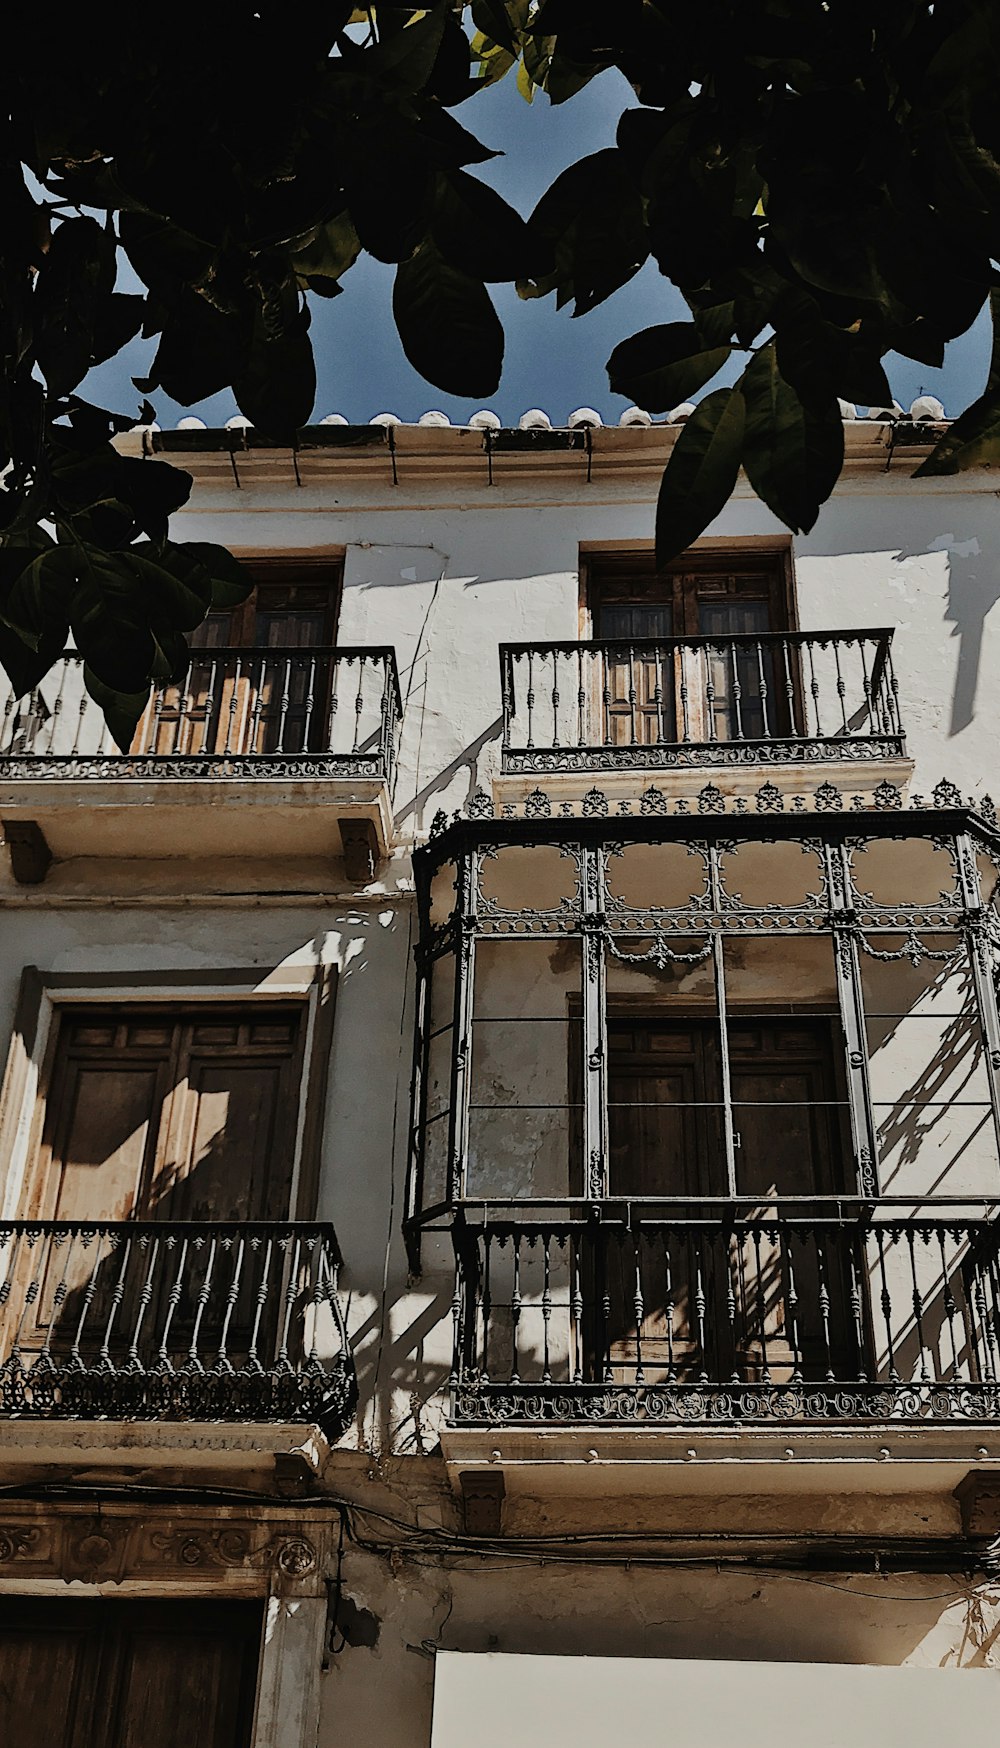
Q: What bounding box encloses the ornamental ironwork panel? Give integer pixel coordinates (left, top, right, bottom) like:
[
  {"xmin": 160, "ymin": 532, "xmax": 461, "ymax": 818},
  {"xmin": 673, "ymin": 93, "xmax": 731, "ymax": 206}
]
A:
[
  {"xmin": 0, "ymin": 1221, "xmax": 356, "ymax": 1439},
  {"xmin": 447, "ymin": 1203, "xmax": 1000, "ymax": 1426},
  {"xmin": 0, "ymin": 647, "xmax": 401, "ymax": 780},
  {"xmin": 500, "ymin": 630, "xmax": 903, "ymax": 773}
]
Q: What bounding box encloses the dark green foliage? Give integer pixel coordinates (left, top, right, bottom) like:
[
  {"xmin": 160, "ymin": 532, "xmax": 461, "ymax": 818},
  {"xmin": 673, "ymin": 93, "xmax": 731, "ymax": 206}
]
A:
[{"xmin": 3, "ymin": 4, "xmax": 999, "ymax": 729}]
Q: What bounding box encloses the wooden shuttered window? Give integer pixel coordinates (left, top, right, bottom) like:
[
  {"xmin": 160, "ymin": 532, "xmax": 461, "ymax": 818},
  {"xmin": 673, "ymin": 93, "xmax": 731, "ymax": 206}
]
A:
[
  {"xmin": 584, "ymin": 547, "xmax": 797, "ymax": 746},
  {"xmin": 0, "ymin": 1597, "xmax": 261, "ymax": 1748},
  {"xmin": 32, "ymin": 1006, "xmax": 305, "ymax": 1226}
]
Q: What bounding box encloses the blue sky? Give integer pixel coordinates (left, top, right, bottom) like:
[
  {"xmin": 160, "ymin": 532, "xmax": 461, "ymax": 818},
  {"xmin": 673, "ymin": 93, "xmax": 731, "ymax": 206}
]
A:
[{"xmin": 86, "ymin": 68, "xmax": 991, "ymax": 429}]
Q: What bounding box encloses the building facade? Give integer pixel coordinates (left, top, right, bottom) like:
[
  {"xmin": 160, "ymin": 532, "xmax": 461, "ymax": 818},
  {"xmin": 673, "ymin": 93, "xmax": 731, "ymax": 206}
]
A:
[{"xmin": 0, "ymin": 407, "xmax": 999, "ymax": 1743}]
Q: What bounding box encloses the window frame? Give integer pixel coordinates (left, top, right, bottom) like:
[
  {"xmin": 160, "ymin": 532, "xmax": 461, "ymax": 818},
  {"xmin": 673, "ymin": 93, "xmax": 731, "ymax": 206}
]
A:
[
  {"xmin": 0, "ymin": 965, "xmax": 338, "ymax": 1224},
  {"xmin": 579, "ymin": 540, "xmax": 798, "ymax": 640}
]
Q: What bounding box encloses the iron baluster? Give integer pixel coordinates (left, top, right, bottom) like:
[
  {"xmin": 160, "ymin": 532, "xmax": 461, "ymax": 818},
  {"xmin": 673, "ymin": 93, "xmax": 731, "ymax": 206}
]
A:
[
  {"xmin": 202, "ymin": 658, "xmax": 220, "ymax": 755},
  {"xmin": 70, "ymin": 1229, "xmax": 106, "ymax": 1370},
  {"xmin": 663, "ymin": 1229, "xmax": 676, "ymax": 1382},
  {"xmin": 755, "ymin": 639, "xmax": 771, "ymax": 738},
  {"xmin": 551, "ymin": 654, "xmax": 560, "ymax": 750},
  {"xmin": 510, "ymin": 1234, "xmax": 522, "ymax": 1384},
  {"xmin": 276, "ymin": 1233, "xmax": 303, "ymax": 1372},
  {"xmin": 633, "ymin": 1230, "xmax": 645, "ymax": 1386},
  {"xmin": 908, "ymin": 1228, "xmax": 931, "ymax": 1383},
  {"xmin": 40, "ymin": 1229, "xmax": 74, "ymax": 1366},
  {"xmin": 876, "ymin": 1228, "xmax": 900, "ymax": 1382},
  {"xmin": 542, "ymin": 1231, "xmax": 553, "ymax": 1385},
  {"xmin": 353, "ymin": 660, "xmax": 366, "ymax": 755},
  {"xmin": 247, "ymin": 657, "xmax": 268, "ymax": 754},
  {"xmin": 576, "ymin": 646, "xmax": 586, "ymax": 747},
  {"xmin": 703, "ymin": 645, "xmax": 717, "ymax": 740},
  {"xmin": 601, "ymin": 1227, "xmax": 612, "ymax": 1385},
  {"xmin": 693, "ymin": 1232, "xmax": 708, "ymax": 1383},
  {"xmin": 939, "ymin": 1228, "xmax": 961, "ymax": 1378},
  {"xmin": 159, "ymin": 1235, "xmax": 189, "ymax": 1369},
  {"xmin": 480, "ymin": 1230, "xmax": 492, "ymax": 1379},
  {"xmin": 602, "ymin": 652, "xmax": 612, "ymax": 747},
  {"xmin": 187, "ymin": 1234, "xmax": 218, "ymax": 1370},
  {"xmin": 571, "ymin": 1235, "xmax": 583, "ymax": 1385},
  {"xmin": 223, "ymin": 656, "xmax": 242, "ymax": 752},
  {"xmin": 752, "ymin": 1226, "xmax": 770, "ymax": 1384},
  {"xmin": 847, "ymin": 1231, "xmax": 869, "ymax": 1382},
  {"xmin": 46, "ymin": 663, "xmax": 69, "ymax": 752},
  {"xmin": 725, "ymin": 1222, "xmax": 739, "ymax": 1383},
  {"xmin": 806, "ymin": 638, "xmax": 822, "ymax": 735},
  {"xmin": 782, "ymin": 638, "xmax": 798, "ymax": 734},
  {"xmin": 525, "ymin": 650, "xmax": 535, "ymax": 750},
  {"xmin": 128, "ymin": 1233, "xmax": 159, "ymax": 1371},
  {"xmin": 501, "ymin": 652, "xmax": 513, "ymax": 750},
  {"xmin": 247, "ymin": 1236, "xmax": 273, "ymax": 1372},
  {"xmin": 815, "ymin": 1228, "xmax": 834, "ymax": 1382},
  {"xmin": 729, "ymin": 641, "xmax": 744, "ymax": 739},
  {"xmin": 277, "ymin": 657, "xmax": 293, "ymax": 754},
  {"xmin": 628, "ymin": 645, "xmax": 637, "ymax": 744},
  {"xmin": 679, "ymin": 645, "xmax": 692, "ymax": 741},
  {"xmin": 653, "ymin": 652, "xmax": 665, "ymax": 744},
  {"xmin": 783, "ymin": 1223, "xmax": 803, "ymax": 1384},
  {"xmin": 859, "ymin": 638, "xmax": 875, "ymax": 732},
  {"xmin": 833, "ymin": 639, "xmax": 849, "ymax": 733},
  {"xmin": 303, "ymin": 655, "xmax": 317, "ymax": 754},
  {"xmin": 217, "ymin": 1235, "xmax": 246, "ymax": 1371}
]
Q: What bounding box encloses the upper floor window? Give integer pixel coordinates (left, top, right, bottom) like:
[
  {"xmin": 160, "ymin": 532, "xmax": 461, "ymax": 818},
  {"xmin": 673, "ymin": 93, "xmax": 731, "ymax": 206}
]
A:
[
  {"xmin": 191, "ymin": 556, "xmax": 342, "ymax": 651},
  {"xmin": 582, "ymin": 544, "xmax": 797, "ymax": 748},
  {"xmin": 584, "ymin": 545, "xmax": 796, "ymax": 641}
]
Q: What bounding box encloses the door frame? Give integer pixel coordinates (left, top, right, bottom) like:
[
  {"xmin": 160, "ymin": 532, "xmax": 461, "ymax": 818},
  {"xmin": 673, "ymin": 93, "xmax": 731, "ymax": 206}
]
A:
[{"xmin": 0, "ymin": 1502, "xmax": 332, "ymax": 1748}]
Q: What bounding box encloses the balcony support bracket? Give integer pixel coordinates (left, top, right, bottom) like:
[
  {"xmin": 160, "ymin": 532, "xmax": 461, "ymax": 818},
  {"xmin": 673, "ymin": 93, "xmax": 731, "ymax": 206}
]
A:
[
  {"xmin": 2, "ymin": 818, "xmax": 51, "ymax": 885},
  {"xmin": 459, "ymin": 1468, "xmax": 505, "ymax": 1536},
  {"xmin": 339, "ymin": 817, "xmax": 379, "ymax": 884}
]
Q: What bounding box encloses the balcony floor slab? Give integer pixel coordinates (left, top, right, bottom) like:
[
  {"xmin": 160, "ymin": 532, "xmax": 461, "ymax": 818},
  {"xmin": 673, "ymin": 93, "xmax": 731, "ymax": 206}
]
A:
[
  {"xmin": 0, "ymin": 1418, "xmax": 331, "ymax": 1488},
  {"xmin": 0, "ymin": 777, "xmax": 393, "ymax": 863},
  {"xmin": 441, "ymin": 1424, "xmax": 1000, "ymax": 1500}
]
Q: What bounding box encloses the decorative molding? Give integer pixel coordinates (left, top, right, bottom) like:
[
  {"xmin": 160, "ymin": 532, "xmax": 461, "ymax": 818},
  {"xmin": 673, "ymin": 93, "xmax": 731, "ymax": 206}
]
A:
[{"xmin": 0, "ymin": 1506, "xmax": 328, "ymax": 1595}]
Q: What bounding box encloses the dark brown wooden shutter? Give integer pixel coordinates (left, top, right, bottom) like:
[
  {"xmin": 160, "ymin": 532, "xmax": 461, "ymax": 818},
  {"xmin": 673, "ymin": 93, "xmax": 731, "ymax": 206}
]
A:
[
  {"xmin": 35, "ymin": 1006, "xmax": 303, "ymax": 1225},
  {"xmin": 0, "ymin": 1598, "xmax": 261, "ymax": 1748}
]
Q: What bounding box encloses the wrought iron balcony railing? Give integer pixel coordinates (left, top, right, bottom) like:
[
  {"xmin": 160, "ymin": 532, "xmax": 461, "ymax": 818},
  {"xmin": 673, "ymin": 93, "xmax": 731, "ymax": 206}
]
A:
[
  {"xmin": 500, "ymin": 631, "xmax": 903, "ymax": 772},
  {"xmin": 0, "ymin": 646, "xmax": 400, "ymax": 781},
  {"xmin": 447, "ymin": 1201, "xmax": 1000, "ymax": 1426},
  {"xmin": 0, "ymin": 1221, "xmax": 356, "ymax": 1438}
]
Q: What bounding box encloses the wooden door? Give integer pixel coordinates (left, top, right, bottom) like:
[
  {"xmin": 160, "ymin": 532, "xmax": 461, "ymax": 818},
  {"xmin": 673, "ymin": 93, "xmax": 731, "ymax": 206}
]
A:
[
  {"xmin": 0, "ymin": 1598, "xmax": 261, "ymax": 1748},
  {"xmin": 588, "ymin": 549, "xmax": 794, "ymax": 746},
  {"xmin": 600, "ymin": 1015, "xmax": 852, "ymax": 1385},
  {"xmin": 134, "ymin": 569, "xmax": 339, "ymax": 756},
  {"xmin": 17, "ymin": 1006, "xmax": 303, "ymax": 1358},
  {"xmin": 595, "ymin": 601, "xmax": 675, "ymax": 748},
  {"xmin": 601, "ymin": 1020, "xmax": 727, "ymax": 1380},
  {"xmin": 727, "ymin": 1017, "xmax": 854, "ymax": 1382}
]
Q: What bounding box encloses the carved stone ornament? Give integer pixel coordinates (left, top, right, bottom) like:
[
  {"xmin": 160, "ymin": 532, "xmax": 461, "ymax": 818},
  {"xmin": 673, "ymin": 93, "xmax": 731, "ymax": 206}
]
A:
[{"xmin": 0, "ymin": 1507, "xmax": 326, "ymax": 1594}]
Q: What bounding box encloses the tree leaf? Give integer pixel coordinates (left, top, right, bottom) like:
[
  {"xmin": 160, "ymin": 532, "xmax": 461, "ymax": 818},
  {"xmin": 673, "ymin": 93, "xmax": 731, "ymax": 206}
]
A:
[
  {"xmin": 430, "ymin": 170, "xmax": 543, "ymax": 281},
  {"xmin": 393, "ymin": 237, "xmax": 503, "ymax": 396},
  {"xmin": 607, "ymin": 322, "xmax": 731, "ymax": 412},
  {"xmin": 81, "ymin": 665, "xmax": 150, "ymax": 755},
  {"xmin": 914, "ymin": 294, "xmax": 1000, "ymax": 474},
  {"xmin": 741, "ymin": 342, "xmax": 844, "ymax": 532},
  {"xmin": 655, "ymin": 388, "xmax": 746, "ymax": 567},
  {"xmin": 233, "ymin": 300, "xmax": 316, "ymax": 439},
  {"xmin": 520, "ymin": 149, "xmax": 647, "ymax": 316},
  {"xmin": 33, "ymin": 216, "xmax": 117, "ymax": 396},
  {"xmin": 173, "ymin": 542, "xmax": 253, "ymax": 610}
]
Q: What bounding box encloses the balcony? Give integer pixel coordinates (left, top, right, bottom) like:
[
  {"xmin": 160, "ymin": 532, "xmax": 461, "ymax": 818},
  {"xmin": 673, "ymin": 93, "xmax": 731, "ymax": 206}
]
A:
[
  {"xmin": 0, "ymin": 646, "xmax": 401, "ymax": 877},
  {"xmin": 447, "ymin": 1200, "xmax": 1000, "ymax": 1427},
  {"xmin": 497, "ymin": 631, "xmax": 907, "ymax": 808},
  {"xmin": 0, "ymin": 1221, "xmax": 355, "ymax": 1444}
]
